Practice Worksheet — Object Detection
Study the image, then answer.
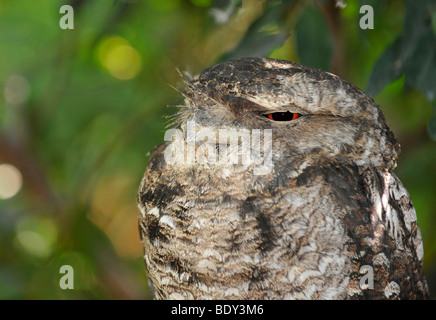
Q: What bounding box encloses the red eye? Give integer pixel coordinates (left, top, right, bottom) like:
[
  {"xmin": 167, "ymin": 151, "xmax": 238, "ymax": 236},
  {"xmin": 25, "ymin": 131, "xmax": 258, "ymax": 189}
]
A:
[{"xmin": 264, "ymin": 111, "xmax": 301, "ymax": 121}]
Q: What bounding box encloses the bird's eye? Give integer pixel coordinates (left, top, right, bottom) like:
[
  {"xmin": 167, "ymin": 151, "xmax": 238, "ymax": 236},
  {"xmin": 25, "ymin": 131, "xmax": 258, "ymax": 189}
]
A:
[{"xmin": 264, "ymin": 111, "xmax": 301, "ymax": 121}]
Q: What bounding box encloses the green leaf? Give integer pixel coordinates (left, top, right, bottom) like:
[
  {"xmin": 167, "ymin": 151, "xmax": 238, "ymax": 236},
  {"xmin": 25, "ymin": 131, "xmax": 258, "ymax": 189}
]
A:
[
  {"xmin": 295, "ymin": 5, "xmax": 332, "ymax": 71},
  {"xmin": 401, "ymin": 0, "xmax": 436, "ymax": 60},
  {"xmin": 404, "ymin": 29, "xmax": 436, "ymax": 101},
  {"xmin": 366, "ymin": 36, "xmax": 404, "ymax": 96},
  {"xmin": 367, "ymin": 0, "xmax": 436, "ymax": 98},
  {"xmin": 433, "ymin": 10, "xmax": 436, "ymax": 34},
  {"xmin": 428, "ymin": 112, "xmax": 436, "ymax": 141},
  {"xmin": 190, "ymin": 0, "xmax": 212, "ymax": 7},
  {"xmin": 218, "ymin": 1, "xmax": 293, "ymax": 62},
  {"xmin": 401, "ymin": 0, "xmax": 436, "ymax": 101}
]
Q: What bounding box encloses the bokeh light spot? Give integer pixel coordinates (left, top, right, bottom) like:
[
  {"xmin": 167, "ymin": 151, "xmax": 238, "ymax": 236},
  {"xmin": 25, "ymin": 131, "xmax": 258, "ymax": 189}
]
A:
[
  {"xmin": 98, "ymin": 36, "xmax": 142, "ymax": 80},
  {"xmin": 15, "ymin": 217, "xmax": 58, "ymax": 258},
  {"xmin": 4, "ymin": 75, "xmax": 31, "ymax": 105},
  {"xmin": 0, "ymin": 164, "xmax": 23, "ymax": 199}
]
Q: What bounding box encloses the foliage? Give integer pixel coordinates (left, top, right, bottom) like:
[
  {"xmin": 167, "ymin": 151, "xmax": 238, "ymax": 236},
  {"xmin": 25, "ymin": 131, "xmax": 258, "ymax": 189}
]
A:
[{"xmin": 0, "ymin": 0, "xmax": 435, "ymax": 299}]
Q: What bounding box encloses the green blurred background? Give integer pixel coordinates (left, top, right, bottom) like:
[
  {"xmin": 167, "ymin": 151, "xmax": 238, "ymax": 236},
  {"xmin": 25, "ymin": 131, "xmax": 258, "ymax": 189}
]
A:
[{"xmin": 0, "ymin": 0, "xmax": 435, "ymax": 299}]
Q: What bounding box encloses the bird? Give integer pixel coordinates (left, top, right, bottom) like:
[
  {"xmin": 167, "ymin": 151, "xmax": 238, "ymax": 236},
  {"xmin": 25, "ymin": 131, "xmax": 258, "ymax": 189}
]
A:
[{"xmin": 137, "ymin": 57, "xmax": 429, "ymax": 300}]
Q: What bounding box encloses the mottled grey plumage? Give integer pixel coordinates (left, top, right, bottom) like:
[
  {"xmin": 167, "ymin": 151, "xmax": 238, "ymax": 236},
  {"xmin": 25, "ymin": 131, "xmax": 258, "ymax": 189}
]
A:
[{"xmin": 137, "ymin": 57, "xmax": 429, "ymax": 299}]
